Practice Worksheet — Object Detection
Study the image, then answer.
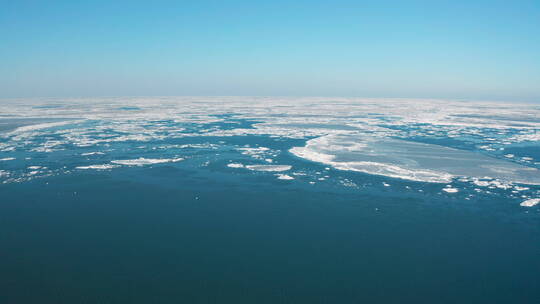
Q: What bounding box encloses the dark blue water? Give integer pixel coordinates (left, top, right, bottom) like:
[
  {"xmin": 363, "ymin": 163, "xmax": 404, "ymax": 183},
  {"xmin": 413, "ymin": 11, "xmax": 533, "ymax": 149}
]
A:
[
  {"xmin": 1, "ymin": 119, "xmax": 540, "ymax": 303},
  {"xmin": 1, "ymin": 158, "xmax": 540, "ymax": 303}
]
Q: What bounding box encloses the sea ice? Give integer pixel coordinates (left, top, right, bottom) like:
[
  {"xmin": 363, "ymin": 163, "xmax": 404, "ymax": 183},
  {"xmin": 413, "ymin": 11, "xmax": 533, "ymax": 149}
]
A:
[
  {"xmin": 111, "ymin": 157, "xmax": 183, "ymax": 166},
  {"xmin": 227, "ymin": 163, "xmax": 245, "ymax": 168},
  {"xmin": 442, "ymin": 187, "xmax": 459, "ymax": 193},
  {"xmin": 520, "ymin": 199, "xmax": 540, "ymax": 207},
  {"xmin": 76, "ymin": 164, "xmax": 118, "ymax": 170},
  {"xmin": 81, "ymin": 152, "xmax": 105, "ymax": 156},
  {"xmin": 245, "ymin": 165, "xmax": 292, "ymax": 172},
  {"xmin": 276, "ymin": 174, "xmax": 294, "ymax": 180},
  {"xmin": 290, "ymin": 134, "xmax": 540, "ymax": 185}
]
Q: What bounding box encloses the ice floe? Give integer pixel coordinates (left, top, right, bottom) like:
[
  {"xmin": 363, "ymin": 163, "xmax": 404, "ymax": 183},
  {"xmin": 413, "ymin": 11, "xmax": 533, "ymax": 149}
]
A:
[
  {"xmin": 81, "ymin": 152, "xmax": 105, "ymax": 156},
  {"xmin": 442, "ymin": 187, "xmax": 459, "ymax": 193},
  {"xmin": 520, "ymin": 199, "xmax": 540, "ymax": 207},
  {"xmin": 246, "ymin": 165, "xmax": 292, "ymax": 172},
  {"xmin": 111, "ymin": 157, "xmax": 183, "ymax": 166},
  {"xmin": 76, "ymin": 164, "xmax": 118, "ymax": 170},
  {"xmin": 276, "ymin": 174, "xmax": 294, "ymax": 180},
  {"xmin": 227, "ymin": 163, "xmax": 245, "ymax": 168},
  {"xmin": 8, "ymin": 120, "xmax": 85, "ymax": 134},
  {"xmin": 290, "ymin": 134, "xmax": 540, "ymax": 185}
]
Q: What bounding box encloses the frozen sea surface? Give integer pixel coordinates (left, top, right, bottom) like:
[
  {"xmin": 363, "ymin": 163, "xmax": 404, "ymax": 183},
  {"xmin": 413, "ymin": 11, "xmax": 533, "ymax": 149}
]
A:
[{"xmin": 291, "ymin": 134, "xmax": 540, "ymax": 184}]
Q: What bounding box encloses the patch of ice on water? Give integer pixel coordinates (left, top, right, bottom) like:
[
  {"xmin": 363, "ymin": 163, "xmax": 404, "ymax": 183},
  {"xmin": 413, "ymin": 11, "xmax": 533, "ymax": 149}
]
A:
[
  {"xmin": 111, "ymin": 157, "xmax": 183, "ymax": 166},
  {"xmin": 510, "ymin": 132, "xmax": 540, "ymax": 143},
  {"xmin": 174, "ymin": 143, "xmax": 219, "ymax": 149},
  {"xmin": 472, "ymin": 179, "xmax": 491, "ymax": 187},
  {"xmin": 486, "ymin": 180, "xmax": 513, "ymax": 190},
  {"xmin": 238, "ymin": 147, "xmax": 269, "ymax": 153},
  {"xmin": 478, "ymin": 145, "xmax": 496, "ymax": 151},
  {"xmin": 81, "ymin": 152, "xmax": 105, "ymax": 156},
  {"xmin": 237, "ymin": 147, "xmax": 277, "ymax": 160},
  {"xmin": 245, "ymin": 165, "xmax": 292, "ymax": 172},
  {"xmin": 520, "ymin": 198, "xmax": 540, "ymax": 207},
  {"xmin": 442, "ymin": 187, "xmax": 459, "ymax": 193},
  {"xmin": 76, "ymin": 164, "xmax": 118, "ymax": 170},
  {"xmin": 291, "ymin": 147, "xmax": 452, "ymax": 183},
  {"xmin": 340, "ymin": 179, "xmax": 357, "ymax": 188},
  {"xmin": 276, "ymin": 174, "xmax": 294, "ymax": 180},
  {"xmin": 9, "ymin": 120, "xmax": 85, "ymax": 134},
  {"xmin": 290, "ymin": 134, "xmax": 540, "ymax": 185},
  {"xmin": 227, "ymin": 163, "xmax": 245, "ymax": 168}
]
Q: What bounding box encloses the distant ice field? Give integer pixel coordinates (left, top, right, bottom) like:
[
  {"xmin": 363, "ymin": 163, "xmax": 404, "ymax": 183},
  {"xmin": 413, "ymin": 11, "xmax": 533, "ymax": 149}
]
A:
[{"xmin": 0, "ymin": 97, "xmax": 539, "ymax": 208}]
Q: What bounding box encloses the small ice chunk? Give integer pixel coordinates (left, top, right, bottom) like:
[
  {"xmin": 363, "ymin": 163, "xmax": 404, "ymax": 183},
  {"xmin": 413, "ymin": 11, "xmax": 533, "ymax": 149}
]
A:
[
  {"xmin": 81, "ymin": 152, "xmax": 105, "ymax": 156},
  {"xmin": 227, "ymin": 163, "xmax": 245, "ymax": 168},
  {"xmin": 276, "ymin": 174, "xmax": 294, "ymax": 180},
  {"xmin": 473, "ymin": 180, "xmax": 490, "ymax": 187},
  {"xmin": 442, "ymin": 187, "xmax": 459, "ymax": 193},
  {"xmin": 520, "ymin": 198, "xmax": 540, "ymax": 207}
]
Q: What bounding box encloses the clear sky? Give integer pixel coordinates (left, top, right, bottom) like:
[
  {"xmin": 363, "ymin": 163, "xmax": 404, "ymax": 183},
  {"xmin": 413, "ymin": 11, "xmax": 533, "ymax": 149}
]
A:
[{"xmin": 1, "ymin": 0, "xmax": 539, "ymax": 101}]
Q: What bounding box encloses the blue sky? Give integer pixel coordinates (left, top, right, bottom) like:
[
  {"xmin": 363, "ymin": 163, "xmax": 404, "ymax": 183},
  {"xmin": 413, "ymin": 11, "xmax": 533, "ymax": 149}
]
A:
[{"xmin": 1, "ymin": 0, "xmax": 539, "ymax": 101}]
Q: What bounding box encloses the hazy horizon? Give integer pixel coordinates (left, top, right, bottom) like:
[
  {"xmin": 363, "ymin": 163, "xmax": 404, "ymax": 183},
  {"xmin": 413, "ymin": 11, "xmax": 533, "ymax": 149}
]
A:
[{"xmin": 1, "ymin": 95, "xmax": 539, "ymax": 105}]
